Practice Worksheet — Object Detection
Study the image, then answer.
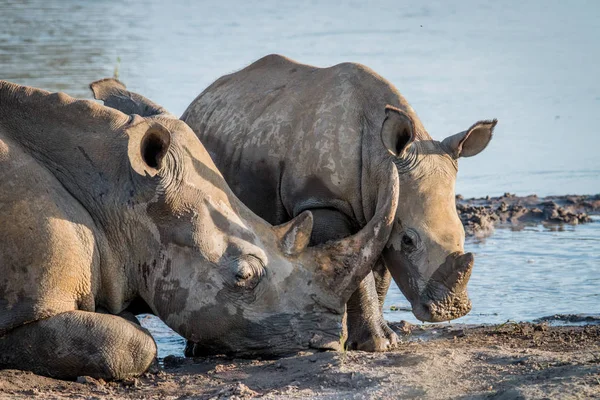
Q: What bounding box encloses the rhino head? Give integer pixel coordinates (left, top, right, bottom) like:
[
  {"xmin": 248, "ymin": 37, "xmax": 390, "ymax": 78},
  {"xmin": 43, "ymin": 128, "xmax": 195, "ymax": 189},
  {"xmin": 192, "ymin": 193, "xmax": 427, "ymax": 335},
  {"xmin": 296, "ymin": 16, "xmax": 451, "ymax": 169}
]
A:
[
  {"xmin": 85, "ymin": 81, "xmax": 399, "ymax": 356},
  {"xmin": 135, "ymin": 120, "xmax": 398, "ymax": 356},
  {"xmin": 378, "ymin": 105, "xmax": 496, "ymax": 322}
]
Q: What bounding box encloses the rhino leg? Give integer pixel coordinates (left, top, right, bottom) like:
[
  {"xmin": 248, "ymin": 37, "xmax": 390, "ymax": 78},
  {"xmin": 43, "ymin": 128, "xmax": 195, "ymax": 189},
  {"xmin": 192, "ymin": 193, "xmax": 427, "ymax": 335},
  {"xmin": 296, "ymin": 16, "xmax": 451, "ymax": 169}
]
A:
[
  {"xmin": 371, "ymin": 259, "xmax": 399, "ymax": 344},
  {"xmin": 345, "ymin": 267, "xmax": 398, "ymax": 351},
  {"xmin": 0, "ymin": 310, "xmax": 157, "ymax": 380},
  {"xmin": 372, "ymin": 258, "xmax": 392, "ymax": 308},
  {"xmin": 307, "ymin": 209, "xmax": 396, "ymax": 352}
]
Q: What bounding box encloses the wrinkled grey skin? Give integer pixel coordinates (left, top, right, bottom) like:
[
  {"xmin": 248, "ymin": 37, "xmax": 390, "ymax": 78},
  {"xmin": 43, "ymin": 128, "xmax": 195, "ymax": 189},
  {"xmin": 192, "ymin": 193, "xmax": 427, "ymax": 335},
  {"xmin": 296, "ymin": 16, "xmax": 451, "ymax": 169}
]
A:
[
  {"xmin": 90, "ymin": 56, "xmax": 496, "ymax": 351},
  {"xmin": 0, "ymin": 81, "xmax": 398, "ymax": 380}
]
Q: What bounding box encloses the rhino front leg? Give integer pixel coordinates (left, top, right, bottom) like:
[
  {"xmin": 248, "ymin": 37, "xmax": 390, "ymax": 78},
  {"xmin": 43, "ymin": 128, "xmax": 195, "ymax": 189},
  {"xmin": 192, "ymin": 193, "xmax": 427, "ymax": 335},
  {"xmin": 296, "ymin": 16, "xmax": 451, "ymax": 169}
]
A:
[
  {"xmin": 345, "ymin": 264, "xmax": 398, "ymax": 351},
  {"xmin": 307, "ymin": 208, "xmax": 397, "ymax": 352},
  {"xmin": 0, "ymin": 310, "xmax": 157, "ymax": 380},
  {"xmin": 371, "ymin": 258, "xmax": 399, "ymax": 344}
]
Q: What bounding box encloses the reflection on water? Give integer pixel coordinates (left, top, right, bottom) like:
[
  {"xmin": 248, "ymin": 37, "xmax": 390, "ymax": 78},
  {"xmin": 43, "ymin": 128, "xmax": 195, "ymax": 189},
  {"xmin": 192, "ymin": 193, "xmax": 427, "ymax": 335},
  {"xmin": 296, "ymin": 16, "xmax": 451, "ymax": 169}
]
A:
[{"xmin": 2, "ymin": 0, "xmax": 599, "ymax": 358}]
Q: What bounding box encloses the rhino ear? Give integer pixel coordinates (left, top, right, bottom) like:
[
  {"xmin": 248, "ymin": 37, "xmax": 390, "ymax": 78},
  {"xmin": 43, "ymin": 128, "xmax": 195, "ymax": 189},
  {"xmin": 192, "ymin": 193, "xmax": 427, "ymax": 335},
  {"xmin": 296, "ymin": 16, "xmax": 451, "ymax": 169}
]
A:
[
  {"xmin": 126, "ymin": 119, "xmax": 172, "ymax": 176},
  {"xmin": 90, "ymin": 78, "xmax": 174, "ymax": 118},
  {"xmin": 442, "ymin": 119, "xmax": 497, "ymax": 159},
  {"xmin": 273, "ymin": 211, "xmax": 314, "ymax": 256},
  {"xmin": 380, "ymin": 105, "xmax": 415, "ymax": 157}
]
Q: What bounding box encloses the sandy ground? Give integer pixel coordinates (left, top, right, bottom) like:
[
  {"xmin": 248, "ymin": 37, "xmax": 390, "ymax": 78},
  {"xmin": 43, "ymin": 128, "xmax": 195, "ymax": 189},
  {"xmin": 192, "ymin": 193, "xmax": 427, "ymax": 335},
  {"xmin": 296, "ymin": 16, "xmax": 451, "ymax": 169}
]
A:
[{"xmin": 1, "ymin": 322, "xmax": 598, "ymax": 399}]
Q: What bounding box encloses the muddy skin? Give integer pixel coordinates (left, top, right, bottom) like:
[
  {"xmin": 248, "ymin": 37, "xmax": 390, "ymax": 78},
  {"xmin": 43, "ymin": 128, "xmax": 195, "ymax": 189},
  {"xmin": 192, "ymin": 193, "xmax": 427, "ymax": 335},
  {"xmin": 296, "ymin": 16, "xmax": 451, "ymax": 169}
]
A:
[
  {"xmin": 1, "ymin": 322, "xmax": 598, "ymax": 399},
  {"xmin": 457, "ymin": 193, "xmax": 598, "ymax": 237},
  {"xmin": 89, "ymin": 64, "xmax": 498, "ymax": 349},
  {"xmin": 0, "ymin": 80, "xmax": 399, "ymax": 381}
]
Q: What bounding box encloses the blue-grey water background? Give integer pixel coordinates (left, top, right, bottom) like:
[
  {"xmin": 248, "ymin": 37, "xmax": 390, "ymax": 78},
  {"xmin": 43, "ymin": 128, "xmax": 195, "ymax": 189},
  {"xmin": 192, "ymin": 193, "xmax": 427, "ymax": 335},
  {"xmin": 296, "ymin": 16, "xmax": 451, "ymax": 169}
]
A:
[{"xmin": 1, "ymin": 0, "xmax": 598, "ymax": 358}]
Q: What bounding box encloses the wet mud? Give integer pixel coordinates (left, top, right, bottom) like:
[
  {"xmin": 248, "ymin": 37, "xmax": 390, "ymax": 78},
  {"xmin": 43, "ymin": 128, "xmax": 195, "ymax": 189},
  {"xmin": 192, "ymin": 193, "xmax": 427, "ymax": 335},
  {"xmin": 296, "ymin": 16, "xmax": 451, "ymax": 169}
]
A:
[
  {"xmin": 1, "ymin": 193, "xmax": 598, "ymax": 398},
  {"xmin": 1, "ymin": 322, "xmax": 598, "ymax": 399},
  {"xmin": 456, "ymin": 193, "xmax": 600, "ymax": 237}
]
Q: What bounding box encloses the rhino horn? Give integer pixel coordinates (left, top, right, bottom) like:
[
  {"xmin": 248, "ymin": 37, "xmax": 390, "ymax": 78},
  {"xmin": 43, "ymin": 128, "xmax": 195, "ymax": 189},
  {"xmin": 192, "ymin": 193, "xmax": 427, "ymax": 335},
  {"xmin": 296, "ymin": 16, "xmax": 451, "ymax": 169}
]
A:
[
  {"xmin": 307, "ymin": 163, "xmax": 399, "ymax": 303},
  {"xmin": 453, "ymin": 252, "xmax": 475, "ymax": 291},
  {"xmin": 430, "ymin": 252, "xmax": 474, "ymax": 294},
  {"xmin": 448, "ymin": 252, "xmax": 475, "ymax": 295},
  {"xmin": 90, "ymin": 78, "xmax": 176, "ymax": 119}
]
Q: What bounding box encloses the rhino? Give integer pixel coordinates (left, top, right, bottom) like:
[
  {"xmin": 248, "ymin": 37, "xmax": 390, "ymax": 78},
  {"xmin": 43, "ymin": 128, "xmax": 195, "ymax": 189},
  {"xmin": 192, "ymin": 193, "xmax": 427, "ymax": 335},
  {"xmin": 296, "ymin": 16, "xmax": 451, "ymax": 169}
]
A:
[
  {"xmin": 90, "ymin": 55, "xmax": 496, "ymax": 351},
  {"xmin": 0, "ymin": 80, "xmax": 398, "ymax": 380}
]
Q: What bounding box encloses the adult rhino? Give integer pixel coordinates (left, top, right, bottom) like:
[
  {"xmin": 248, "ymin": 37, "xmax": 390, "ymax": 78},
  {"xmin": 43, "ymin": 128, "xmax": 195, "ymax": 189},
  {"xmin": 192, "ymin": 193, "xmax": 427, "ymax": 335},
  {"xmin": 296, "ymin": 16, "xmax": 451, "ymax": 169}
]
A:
[
  {"xmin": 90, "ymin": 55, "xmax": 496, "ymax": 351},
  {"xmin": 0, "ymin": 81, "xmax": 398, "ymax": 380}
]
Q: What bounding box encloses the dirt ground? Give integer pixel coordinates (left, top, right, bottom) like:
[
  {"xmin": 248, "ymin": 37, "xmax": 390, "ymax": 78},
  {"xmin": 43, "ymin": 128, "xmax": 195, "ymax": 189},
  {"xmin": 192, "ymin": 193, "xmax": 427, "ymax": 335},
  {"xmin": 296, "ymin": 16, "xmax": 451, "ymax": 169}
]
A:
[{"xmin": 1, "ymin": 322, "xmax": 598, "ymax": 399}]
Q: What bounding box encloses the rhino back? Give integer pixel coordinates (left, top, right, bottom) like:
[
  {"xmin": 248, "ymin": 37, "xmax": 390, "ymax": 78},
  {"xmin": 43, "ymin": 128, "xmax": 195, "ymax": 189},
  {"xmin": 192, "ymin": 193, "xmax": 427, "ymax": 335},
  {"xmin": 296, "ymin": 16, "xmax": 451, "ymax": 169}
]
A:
[
  {"xmin": 183, "ymin": 54, "xmax": 414, "ymax": 226},
  {"xmin": 0, "ymin": 131, "xmax": 101, "ymax": 334}
]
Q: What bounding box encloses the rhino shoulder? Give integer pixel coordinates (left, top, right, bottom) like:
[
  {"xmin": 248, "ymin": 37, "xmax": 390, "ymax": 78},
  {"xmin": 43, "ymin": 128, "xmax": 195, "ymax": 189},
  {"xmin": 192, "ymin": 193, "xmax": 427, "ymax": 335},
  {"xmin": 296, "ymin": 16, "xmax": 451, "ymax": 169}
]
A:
[
  {"xmin": 238, "ymin": 54, "xmax": 318, "ymax": 79},
  {"xmin": 329, "ymin": 62, "xmax": 397, "ymax": 94},
  {"xmin": 248, "ymin": 54, "xmax": 299, "ymax": 70}
]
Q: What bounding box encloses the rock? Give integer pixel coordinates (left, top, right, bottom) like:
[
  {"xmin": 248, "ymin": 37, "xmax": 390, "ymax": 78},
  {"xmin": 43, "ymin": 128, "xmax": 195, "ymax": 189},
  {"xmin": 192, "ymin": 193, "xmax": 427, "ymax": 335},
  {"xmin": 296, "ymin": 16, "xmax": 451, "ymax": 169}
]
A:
[
  {"xmin": 212, "ymin": 382, "xmax": 258, "ymax": 399},
  {"xmin": 397, "ymin": 320, "xmax": 415, "ymax": 335},
  {"xmin": 122, "ymin": 377, "xmax": 140, "ymax": 388},
  {"xmin": 76, "ymin": 376, "xmax": 103, "ymax": 385}
]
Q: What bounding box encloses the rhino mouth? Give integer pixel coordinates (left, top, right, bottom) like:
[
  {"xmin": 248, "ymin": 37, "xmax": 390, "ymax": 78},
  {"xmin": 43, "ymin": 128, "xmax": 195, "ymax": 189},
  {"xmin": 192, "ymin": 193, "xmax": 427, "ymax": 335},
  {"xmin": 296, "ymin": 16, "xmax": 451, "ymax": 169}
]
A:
[
  {"xmin": 410, "ymin": 251, "xmax": 475, "ymax": 322},
  {"xmin": 412, "ymin": 292, "xmax": 473, "ymax": 322}
]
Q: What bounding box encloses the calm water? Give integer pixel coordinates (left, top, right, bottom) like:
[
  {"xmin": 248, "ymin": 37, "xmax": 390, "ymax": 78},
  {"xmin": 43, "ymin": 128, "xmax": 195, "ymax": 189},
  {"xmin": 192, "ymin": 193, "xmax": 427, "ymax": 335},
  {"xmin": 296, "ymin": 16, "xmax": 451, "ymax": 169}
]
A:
[
  {"xmin": 384, "ymin": 217, "xmax": 600, "ymax": 325},
  {"xmin": 1, "ymin": 0, "xmax": 598, "ymax": 358}
]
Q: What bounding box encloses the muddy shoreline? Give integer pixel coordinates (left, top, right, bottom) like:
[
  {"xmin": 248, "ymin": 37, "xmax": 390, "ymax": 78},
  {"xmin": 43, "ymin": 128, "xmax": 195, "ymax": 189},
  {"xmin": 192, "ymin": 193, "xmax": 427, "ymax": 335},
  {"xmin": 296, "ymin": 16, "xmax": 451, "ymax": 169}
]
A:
[
  {"xmin": 1, "ymin": 321, "xmax": 599, "ymax": 399},
  {"xmin": 457, "ymin": 193, "xmax": 600, "ymax": 237},
  {"xmin": 1, "ymin": 195, "xmax": 598, "ymax": 399}
]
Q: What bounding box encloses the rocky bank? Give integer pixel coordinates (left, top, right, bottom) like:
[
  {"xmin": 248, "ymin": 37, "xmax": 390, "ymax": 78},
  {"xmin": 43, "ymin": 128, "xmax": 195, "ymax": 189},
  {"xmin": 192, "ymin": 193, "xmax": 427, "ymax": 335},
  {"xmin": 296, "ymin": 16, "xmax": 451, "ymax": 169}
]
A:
[{"xmin": 456, "ymin": 193, "xmax": 599, "ymax": 237}]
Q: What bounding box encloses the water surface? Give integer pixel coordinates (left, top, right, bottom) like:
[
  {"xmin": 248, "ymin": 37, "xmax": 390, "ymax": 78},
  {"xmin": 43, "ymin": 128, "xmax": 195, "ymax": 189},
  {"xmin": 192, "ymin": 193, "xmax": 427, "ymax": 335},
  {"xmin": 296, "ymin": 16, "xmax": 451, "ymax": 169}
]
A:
[
  {"xmin": 384, "ymin": 217, "xmax": 600, "ymax": 325},
  {"xmin": 2, "ymin": 0, "xmax": 599, "ymax": 196}
]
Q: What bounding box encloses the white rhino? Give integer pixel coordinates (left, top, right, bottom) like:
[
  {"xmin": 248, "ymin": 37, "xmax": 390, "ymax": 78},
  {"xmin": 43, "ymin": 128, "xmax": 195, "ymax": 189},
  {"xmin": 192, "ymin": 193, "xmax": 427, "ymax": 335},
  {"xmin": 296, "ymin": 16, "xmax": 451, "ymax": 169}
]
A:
[
  {"xmin": 90, "ymin": 55, "xmax": 496, "ymax": 351},
  {"xmin": 0, "ymin": 80, "xmax": 398, "ymax": 380}
]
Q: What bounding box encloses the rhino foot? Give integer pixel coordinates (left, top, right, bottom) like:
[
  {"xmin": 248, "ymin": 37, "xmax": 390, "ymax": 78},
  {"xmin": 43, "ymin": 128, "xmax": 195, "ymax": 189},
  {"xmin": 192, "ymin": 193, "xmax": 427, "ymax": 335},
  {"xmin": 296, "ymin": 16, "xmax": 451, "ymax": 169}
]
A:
[
  {"xmin": 0, "ymin": 310, "xmax": 157, "ymax": 380},
  {"xmin": 346, "ymin": 317, "xmax": 398, "ymax": 352},
  {"xmin": 345, "ymin": 270, "xmax": 398, "ymax": 352}
]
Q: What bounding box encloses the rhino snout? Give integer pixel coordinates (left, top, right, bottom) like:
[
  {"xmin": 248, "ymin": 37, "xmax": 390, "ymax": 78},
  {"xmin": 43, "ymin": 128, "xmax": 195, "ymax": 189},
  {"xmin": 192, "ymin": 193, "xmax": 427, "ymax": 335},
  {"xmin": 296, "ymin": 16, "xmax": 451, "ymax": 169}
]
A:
[
  {"xmin": 413, "ymin": 294, "xmax": 473, "ymax": 323},
  {"xmin": 412, "ymin": 252, "xmax": 475, "ymax": 322}
]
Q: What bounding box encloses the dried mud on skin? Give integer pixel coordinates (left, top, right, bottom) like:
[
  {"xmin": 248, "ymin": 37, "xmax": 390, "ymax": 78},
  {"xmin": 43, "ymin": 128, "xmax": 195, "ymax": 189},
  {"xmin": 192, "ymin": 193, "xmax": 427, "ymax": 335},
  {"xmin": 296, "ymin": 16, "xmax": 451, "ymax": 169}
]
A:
[
  {"xmin": 456, "ymin": 193, "xmax": 600, "ymax": 237},
  {"xmin": 1, "ymin": 323, "xmax": 599, "ymax": 399}
]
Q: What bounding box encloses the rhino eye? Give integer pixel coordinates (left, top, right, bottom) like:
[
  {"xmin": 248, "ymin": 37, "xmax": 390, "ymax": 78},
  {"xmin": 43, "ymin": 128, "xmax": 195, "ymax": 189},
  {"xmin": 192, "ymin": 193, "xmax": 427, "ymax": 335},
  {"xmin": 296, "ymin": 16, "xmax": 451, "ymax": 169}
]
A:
[
  {"xmin": 401, "ymin": 230, "xmax": 419, "ymax": 251},
  {"xmin": 233, "ymin": 255, "xmax": 265, "ymax": 290}
]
